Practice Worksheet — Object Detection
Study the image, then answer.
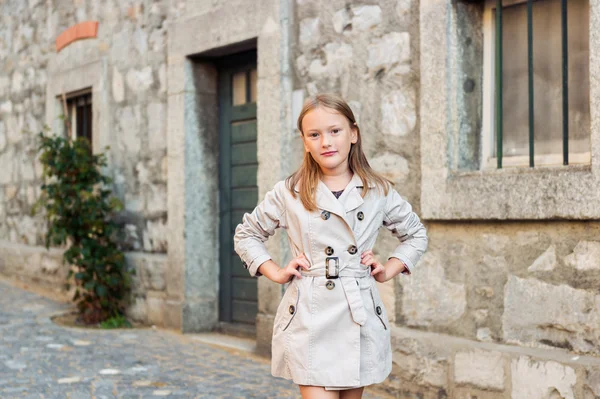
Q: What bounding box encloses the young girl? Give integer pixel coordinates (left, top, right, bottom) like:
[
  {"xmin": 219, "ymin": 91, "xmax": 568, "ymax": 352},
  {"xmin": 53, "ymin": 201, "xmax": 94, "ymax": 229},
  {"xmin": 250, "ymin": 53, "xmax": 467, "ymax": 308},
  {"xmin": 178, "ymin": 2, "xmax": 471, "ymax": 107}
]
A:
[{"xmin": 234, "ymin": 93, "xmax": 428, "ymax": 399}]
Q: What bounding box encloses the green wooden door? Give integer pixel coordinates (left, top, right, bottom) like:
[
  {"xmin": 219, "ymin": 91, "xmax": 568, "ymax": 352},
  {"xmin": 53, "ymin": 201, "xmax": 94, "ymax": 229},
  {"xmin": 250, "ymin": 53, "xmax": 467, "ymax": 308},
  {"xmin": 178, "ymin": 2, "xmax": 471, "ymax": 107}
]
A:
[{"xmin": 218, "ymin": 51, "xmax": 258, "ymax": 325}]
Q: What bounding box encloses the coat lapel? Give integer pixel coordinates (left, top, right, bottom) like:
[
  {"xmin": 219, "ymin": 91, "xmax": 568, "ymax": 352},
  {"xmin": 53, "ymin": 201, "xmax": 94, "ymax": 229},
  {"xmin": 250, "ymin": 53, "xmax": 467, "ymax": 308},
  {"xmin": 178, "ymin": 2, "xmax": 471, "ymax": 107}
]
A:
[
  {"xmin": 315, "ymin": 179, "xmax": 346, "ymax": 219},
  {"xmin": 338, "ymin": 174, "xmax": 365, "ymax": 213},
  {"xmin": 294, "ymin": 173, "xmax": 375, "ymax": 219}
]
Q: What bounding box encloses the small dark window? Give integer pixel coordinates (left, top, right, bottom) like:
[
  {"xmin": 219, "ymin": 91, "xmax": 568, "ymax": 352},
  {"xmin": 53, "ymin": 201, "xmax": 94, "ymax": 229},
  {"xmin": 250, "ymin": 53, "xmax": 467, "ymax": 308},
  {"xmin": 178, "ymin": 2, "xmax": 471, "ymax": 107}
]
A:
[{"xmin": 65, "ymin": 92, "xmax": 93, "ymax": 151}]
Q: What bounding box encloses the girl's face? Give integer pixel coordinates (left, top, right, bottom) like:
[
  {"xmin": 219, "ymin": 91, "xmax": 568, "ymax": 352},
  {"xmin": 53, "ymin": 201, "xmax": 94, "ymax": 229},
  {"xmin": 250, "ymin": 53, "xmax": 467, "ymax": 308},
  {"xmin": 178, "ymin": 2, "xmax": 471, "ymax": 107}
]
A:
[{"xmin": 301, "ymin": 106, "xmax": 358, "ymax": 174}]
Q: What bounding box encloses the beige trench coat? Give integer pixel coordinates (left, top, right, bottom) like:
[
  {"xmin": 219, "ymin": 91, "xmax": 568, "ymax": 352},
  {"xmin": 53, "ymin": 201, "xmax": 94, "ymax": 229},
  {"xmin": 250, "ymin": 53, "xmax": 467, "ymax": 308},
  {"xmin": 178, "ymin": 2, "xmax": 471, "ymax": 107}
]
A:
[{"xmin": 233, "ymin": 173, "xmax": 428, "ymax": 389}]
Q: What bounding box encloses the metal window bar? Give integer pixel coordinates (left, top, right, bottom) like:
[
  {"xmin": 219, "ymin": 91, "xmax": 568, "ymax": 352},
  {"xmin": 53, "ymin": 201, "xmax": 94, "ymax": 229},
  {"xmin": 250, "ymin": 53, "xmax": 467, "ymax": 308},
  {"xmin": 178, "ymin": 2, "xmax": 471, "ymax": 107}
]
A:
[
  {"xmin": 495, "ymin": 0, "xmax": 503, "ymax": 169},
  {"xmin": 561, "ymin": 0, "xmax": 569, "ymax": 165},
  {"xmin": 528, "ymin": 0, "xmax": 534, "ymax": 167},
  {"xmin": 495, "ymin": 0, "xmax": 570, "ymax": 168}
]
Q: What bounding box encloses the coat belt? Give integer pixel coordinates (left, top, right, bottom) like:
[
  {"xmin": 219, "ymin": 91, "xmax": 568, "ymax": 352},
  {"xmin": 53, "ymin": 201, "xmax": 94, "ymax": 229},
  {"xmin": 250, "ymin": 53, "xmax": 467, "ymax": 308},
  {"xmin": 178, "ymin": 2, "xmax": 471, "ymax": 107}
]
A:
[{"xmin": 299, "ymin": 267, "xmax": 371, "ymax": 326}]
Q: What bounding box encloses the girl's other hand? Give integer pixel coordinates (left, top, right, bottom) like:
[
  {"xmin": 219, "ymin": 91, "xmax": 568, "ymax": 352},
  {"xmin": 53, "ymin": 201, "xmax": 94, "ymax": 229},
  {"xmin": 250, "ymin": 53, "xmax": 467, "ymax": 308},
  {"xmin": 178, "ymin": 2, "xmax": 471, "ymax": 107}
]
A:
[
  {"xmin": 361, "ymin": 250, "xmax": 387, "ymax": 283},
  {"xmin": 276, "ymin": 253, "xmax": 311, "ymax": 284}
]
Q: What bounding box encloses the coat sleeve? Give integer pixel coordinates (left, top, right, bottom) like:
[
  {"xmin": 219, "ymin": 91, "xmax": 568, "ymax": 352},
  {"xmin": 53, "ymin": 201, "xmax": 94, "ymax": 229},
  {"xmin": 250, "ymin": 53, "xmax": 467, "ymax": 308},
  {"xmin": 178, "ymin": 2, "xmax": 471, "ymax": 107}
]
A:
[
  {"xmin": 382, "ymin": 188, "xmax": 428, "ymax": 275},
  {"xmin": 233, "ymin": 181, "xmax": 287, "ymax": 277}
]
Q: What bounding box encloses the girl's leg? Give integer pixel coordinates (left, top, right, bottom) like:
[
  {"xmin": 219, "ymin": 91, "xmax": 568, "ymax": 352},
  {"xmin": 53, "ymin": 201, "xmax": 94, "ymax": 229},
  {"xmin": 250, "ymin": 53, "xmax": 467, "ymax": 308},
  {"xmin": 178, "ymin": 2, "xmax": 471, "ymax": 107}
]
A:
[
  {"xmin": 298, "ymin": 385, "xmax": 340, "ymax": 399},
  {"xmin": 339, "ymin": 387, "xmax": 364, "ymax": 399}
]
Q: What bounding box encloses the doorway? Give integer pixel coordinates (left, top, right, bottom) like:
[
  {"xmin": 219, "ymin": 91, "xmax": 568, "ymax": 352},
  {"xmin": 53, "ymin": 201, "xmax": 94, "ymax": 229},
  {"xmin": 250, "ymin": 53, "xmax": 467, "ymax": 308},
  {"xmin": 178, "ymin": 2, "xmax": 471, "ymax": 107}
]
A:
[{"xmin": 217, "ymin": 50, "xmax": 259, "ymax": 328}]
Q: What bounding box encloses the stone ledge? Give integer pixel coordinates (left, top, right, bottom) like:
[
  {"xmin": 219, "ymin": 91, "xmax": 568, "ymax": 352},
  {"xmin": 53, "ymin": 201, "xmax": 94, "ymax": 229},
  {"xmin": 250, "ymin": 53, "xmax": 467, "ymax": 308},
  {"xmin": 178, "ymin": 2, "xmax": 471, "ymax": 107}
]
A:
[
  {"xmin": 389, "ymin": 324, "xmax": 600, "ymax": 396},
  {"xmin": 392, "ymin": 325, "xmax": 600, "ymax": 367}
]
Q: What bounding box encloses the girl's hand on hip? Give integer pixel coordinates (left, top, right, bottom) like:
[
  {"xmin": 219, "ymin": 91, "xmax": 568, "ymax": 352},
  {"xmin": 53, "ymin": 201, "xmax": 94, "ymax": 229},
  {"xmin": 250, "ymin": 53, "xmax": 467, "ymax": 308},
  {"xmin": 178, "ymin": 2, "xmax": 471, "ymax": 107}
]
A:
[
  {"xmin": 276, "ymin": 253, "xmax": 310, "ymax": 284},
  {"xmin": 361, "ymin": 250, "xmax": 387, "ymax": 283}
]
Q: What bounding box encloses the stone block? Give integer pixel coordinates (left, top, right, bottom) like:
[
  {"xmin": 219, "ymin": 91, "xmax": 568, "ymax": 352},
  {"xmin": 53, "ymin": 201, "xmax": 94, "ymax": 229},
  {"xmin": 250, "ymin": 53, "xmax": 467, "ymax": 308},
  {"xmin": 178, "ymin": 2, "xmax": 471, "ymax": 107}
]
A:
[
  {"xmin": 351, "ymin": 5, "xmax": 382, "ymax": 32},
  {"xmin": 299, "ymin": 17, "xmax": 319, "ymax": 49},
  {"xmin": 400, "ymin": 253, "xmax": 466, "ymax": 327},
  {"xmin": 117, "ymin": 105, "xmax": 142, "ymax": 154},
  {"xmin": 126, "ymin": 296, "xmax": 148, "ymax": 323},
  {"xmin": 143, "ymin": 219, "xmax": 168, "ymax": 252},
  {"xmin": 126, "ymin": 67, "xmax": 154, "ymax": 92},
  {"xmin": 585, "ymin": 369, "xmax": 600, "ymax": 398},
  {"xmin": 511, "ymin": 356, "xmax": 576, "ymax": 399},
  {"xmin": 112, "ymin": 67, "xmax": 124, "ymax": 103},
  {"xmin": 503, "ymin": 275, "xmax": 600, "ymax": 354},
  {"xmin": 0, "ymin": 150, "xmax": 13, "ymax": 184},
  {"xmin": 367, "ymin": 32, "xmax": 410, "ymax": 75},
  {"xmin": 381, "ymin": 89, "xmax": 416, "ymax": 137},
  {"xmin": 454, "ymin": 349, "xmax": 505, "ymax": 390},
  {"xmin": 392, "ymin": 336, "xmax": 448, "ymax": 388},
  {"xmin": 528, "ymin": 245, "xmax": 558, "ymax": 272},
  {"xmin": 564, "ymin": 241, "xmax": 600, "ymax": 271},
  {"xmin": 182, "ymin": 297, "xmax": 217, "ymax": 332},
  {"xmin": 0, "ymin": 121, "xmax": 6, "ymax": 152},
  {"xmin": 141, "ymin": 257, "xmax": 166, "ymax": 291},
  {"xmin": 370, "ymin": 152, "xmax": 410, "ymax": 182},
  {"xmin": 147, "ymin": 102, "xmax": 166, "ymax": 152},
  {"xmin": 162, "ymin": 299, "xmax": 183, "ymax": 330},
  {"xmin": 308, "ymin": 42, "xmax": 353, "ymax": 81}
]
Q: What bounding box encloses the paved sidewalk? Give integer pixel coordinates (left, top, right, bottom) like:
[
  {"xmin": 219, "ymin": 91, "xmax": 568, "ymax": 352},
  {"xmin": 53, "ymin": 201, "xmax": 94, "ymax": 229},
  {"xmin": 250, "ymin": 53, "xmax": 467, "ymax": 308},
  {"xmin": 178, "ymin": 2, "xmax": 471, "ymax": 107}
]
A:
[{"xmin": 0, "ymin": 279, "xmax": 391, "ymax": 398}]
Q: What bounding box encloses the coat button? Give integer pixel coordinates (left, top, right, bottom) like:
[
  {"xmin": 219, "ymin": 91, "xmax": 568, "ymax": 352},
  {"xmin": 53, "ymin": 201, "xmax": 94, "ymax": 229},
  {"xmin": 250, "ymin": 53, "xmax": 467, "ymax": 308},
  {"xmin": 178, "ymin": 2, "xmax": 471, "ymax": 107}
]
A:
[
  {"xmin": 325, "ymin": 246, "xmax": 334, "ymax": 256},
  {"xmin": 376, "ymin": 306, "xmax": 382, "ymax": 315},
  {"xmin": 289, "ymin": 305, "xmax": 295, "ymax": 314},
  {"xmin": 357, "ymin": 211, "xmax": 364, "ymax": 221},
  {"xmin": 326, "ymin": 280, "xmax": 335, "ymax": 290},
  {"xmin": 348, "ymin": 245, "xmax": 357, "ymax": 255},
  {"xmin": 321, "ymin": 211, "xmax": 330, "ymax": 220}
]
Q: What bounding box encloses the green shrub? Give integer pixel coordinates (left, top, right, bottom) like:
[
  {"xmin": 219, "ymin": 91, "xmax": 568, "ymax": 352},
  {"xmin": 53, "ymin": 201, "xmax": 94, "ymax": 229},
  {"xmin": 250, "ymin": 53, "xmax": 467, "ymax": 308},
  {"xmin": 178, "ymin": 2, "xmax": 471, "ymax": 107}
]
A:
[
  {"xmin": 33, "ymin": 131, "xmax": 135, "ymax": 324},
  {"xmin": 99, "ymin": 314, "xmax": 132, "ymax": 329}
]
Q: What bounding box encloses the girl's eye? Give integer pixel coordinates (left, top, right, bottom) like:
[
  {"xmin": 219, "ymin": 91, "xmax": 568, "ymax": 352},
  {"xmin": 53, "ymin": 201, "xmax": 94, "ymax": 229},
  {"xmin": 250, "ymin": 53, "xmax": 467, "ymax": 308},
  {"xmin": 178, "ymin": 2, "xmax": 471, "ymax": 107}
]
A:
[
  {"xmin": 331, "ymin": 129, "xmax": 340, "ymax": 134},
  {"xmin": 309, "ymin": 132, "xmax": 319, "ymax": 138}
]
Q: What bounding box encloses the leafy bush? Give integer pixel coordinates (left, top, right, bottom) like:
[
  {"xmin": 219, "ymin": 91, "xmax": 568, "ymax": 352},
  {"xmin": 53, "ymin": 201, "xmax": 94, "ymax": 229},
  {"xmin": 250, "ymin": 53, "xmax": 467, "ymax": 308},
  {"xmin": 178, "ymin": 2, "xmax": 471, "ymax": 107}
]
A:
[
  {"xmin": 33, "ymin": 131, "xmax": 135, "ymax": 324},
  {"xmin": 99, "ymin": 314, "xmax": 132, "ymax": 329}
]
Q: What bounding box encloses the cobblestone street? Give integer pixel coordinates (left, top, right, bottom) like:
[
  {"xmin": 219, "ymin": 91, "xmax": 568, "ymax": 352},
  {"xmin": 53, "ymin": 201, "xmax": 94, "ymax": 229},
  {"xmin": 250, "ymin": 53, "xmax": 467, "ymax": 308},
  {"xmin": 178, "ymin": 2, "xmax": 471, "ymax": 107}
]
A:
[{"xmin": 0, "ymin": 280, "xmax": 391, "ymax": 398}]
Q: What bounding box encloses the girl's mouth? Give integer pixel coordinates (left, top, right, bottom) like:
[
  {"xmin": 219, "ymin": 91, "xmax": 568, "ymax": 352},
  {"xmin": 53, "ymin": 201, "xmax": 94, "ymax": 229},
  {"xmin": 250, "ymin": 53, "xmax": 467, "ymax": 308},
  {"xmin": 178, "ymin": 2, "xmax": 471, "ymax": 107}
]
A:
[{"xmin": 321, "ymin": 151, "xmax": 337, "ymax": 156}]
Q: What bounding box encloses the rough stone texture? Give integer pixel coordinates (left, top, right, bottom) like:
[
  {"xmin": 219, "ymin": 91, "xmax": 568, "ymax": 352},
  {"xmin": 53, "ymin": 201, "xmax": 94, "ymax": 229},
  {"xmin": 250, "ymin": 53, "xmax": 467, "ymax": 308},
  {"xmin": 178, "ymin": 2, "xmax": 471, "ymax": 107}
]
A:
[
  {"xmin": 299, "ymin": 17, "xmax": 320, "ymax": 48},
  {"xmin": 503, "ymin": 275, "xmax": 600, "ymax": 355},
  {"xmin": 585, "ymin": 369, "xmax": 600, "ymax": 398},
  {"xmin": 0, "ymin": 0, "xmax": 170, "ymax": 309},
  {"xmin": 528, "ymin": 245, "xmax": 558, "ymax": 272},
  {"xmin": 392, "ymin": 334, "xmax": 449, "ymax": 389},
  {"xmin": 454, "ymin": 350, "xmax": 505, "ymax": 390},
  {"xmin": 370, "ymin": 152, "xmax": 410, "ymax": 181},
  {"xmin": 367, "ymin": 32, "xmax": 411, "ymax": 76},
  {"xmin": 381, "ymin": 89, "xmax": 416, "ymax": 137},
  {"xmin": 420, "ymin": 0, "xmax": 600, "ymax": 220},
  {"xmin": 564, "ymin": 241, "xmax": 600, "ymax": 271},
  {"xmin": 399, "ymin": 252, "xmax": 467, "ymax": 328},
  {"xmin": 511, "ymin": 357, "xmax": 577, "ymax": 399}
]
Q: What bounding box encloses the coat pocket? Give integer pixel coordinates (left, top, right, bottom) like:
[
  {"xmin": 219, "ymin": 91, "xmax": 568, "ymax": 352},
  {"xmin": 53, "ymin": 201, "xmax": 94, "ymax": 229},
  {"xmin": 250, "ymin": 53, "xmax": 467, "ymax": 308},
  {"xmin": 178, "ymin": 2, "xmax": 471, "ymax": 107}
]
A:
[
  {"xmin": 369, "ymin": 286, "xmax": 388, "ymax": 330},
  {"xmin": 278, "ymin": 282, "xmax": 300, "ymax": 331}
]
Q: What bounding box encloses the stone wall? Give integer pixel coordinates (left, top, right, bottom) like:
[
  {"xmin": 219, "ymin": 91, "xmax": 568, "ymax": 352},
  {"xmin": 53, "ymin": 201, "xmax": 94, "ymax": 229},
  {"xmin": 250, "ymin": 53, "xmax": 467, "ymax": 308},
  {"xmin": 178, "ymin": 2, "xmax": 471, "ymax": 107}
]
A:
[
  {"xmin": 294, "ymin": 0, "xmax": 420, "ymax": 324},
  {"xmin": 0, "ymin": 0, "xmax": 173, "ymax": 324},
  {"xmin": 293, "ymin": 0, "xmax": 600, "ymax": 397}
]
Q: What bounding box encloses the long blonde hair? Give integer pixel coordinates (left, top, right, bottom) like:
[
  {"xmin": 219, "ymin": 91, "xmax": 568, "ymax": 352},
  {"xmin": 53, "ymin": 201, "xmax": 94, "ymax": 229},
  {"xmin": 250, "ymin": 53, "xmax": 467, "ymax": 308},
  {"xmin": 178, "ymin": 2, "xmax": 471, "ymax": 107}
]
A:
[{"xmin": 285, "ymin": 93, "xmax": 393, "ymax": 211}]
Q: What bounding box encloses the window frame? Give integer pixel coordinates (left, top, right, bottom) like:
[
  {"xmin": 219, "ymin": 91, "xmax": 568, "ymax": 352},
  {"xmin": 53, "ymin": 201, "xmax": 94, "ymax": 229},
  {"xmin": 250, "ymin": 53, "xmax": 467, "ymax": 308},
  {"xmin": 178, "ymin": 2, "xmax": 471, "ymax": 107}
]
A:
[
  {"xmin": 481, "ymin": 0, "xmax": 591, "ymax": 169},
  {"xmin": 63, "ymin": 89, "xmax": 93, "ymax": 146},
  {"xmin": 419, "ymin": 0, "xmax": 600, "ymax": 221}
]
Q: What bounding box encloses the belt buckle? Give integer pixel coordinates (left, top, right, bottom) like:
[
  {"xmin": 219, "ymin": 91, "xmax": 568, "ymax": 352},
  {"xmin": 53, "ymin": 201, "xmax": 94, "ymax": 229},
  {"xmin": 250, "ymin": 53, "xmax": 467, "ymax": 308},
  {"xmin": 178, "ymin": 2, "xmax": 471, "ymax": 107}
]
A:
[{"xmin": 325, "ymin": 257, "xmax": 339, "ymax": 279}]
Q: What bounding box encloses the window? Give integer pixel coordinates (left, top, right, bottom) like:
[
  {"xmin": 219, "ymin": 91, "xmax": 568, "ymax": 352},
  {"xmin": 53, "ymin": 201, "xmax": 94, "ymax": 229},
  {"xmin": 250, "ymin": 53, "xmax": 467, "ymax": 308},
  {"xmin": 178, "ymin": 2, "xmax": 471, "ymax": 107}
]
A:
[
  {"xmin": 232, "ymin": 68, "xmax": 257, "ymax": 106},
  {"xmin": 482, "ymin": 0, "xmax": 590, "ymax": 168},
  {"xmin": 64, "ymin": 91, "xmax": 93, "ymax": 151}
]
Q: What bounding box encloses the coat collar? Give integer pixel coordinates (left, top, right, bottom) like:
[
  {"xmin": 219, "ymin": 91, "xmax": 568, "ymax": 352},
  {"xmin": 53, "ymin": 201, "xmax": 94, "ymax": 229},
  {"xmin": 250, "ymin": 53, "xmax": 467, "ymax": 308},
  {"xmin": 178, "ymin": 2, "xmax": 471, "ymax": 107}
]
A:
[{"xmin": 294, "ymin": 173, "xmax": 375, "ymax": 219}]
